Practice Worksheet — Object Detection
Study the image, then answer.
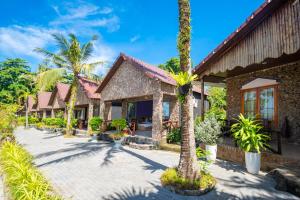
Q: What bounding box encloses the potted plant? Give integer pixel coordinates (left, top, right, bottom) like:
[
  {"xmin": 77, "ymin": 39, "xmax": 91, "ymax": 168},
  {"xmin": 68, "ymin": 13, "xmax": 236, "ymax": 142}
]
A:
[
  {"xmin": 170, "ymin": 71, "xmax": 198, "ymax": 96},
  {"xmin": 231, "ymin": 114, "xmax": 270, "ymax": 174},
  {"xmin": 110, "ymin": 118, "xmax": 127, "ymax": 148},
  {"xmin": 195, "ymin": 116, "xmax": 221, "ymax": 162}
]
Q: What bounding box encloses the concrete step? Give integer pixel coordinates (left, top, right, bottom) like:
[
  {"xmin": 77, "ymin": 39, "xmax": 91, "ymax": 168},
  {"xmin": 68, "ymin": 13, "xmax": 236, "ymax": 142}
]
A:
[{"xmin": 269, "ymin": 168, "xmax": 300, "ymax": 197}]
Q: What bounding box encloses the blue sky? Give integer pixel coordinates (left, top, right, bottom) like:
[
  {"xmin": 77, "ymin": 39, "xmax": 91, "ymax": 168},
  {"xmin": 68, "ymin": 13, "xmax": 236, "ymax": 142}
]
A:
[{"xmin": 0, "ymin": 0, "xmax": 263, "ymax": 74}]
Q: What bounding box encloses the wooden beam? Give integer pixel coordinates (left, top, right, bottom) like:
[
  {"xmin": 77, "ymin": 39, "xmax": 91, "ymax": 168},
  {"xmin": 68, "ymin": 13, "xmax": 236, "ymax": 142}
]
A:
[{"xmin": 200, "ymin": 78, "xmax": 205, "ymax": 119}]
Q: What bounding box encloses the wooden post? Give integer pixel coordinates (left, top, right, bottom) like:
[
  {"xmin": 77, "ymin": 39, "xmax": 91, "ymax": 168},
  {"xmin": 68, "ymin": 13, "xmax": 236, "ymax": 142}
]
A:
[
  {"xmin": 200, "ymin": 77, "xmax": 205, "ymax": 120},
  {"xmin": 51, "ymin": 109, "xmax": 55, "ymax": 118},
  {"xmin": 43, "ymin": 110, "xmax": 46, "ymax": 119},
  {"xmin": 87, "ymin": 102, "xmax": 94, "ymax": 134}
]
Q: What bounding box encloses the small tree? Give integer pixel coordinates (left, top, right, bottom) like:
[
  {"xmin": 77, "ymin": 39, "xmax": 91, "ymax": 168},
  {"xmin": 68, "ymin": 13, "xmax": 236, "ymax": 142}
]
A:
[
  {"xmin": 205, "ymin": 87, "xmax": 226, "ymax": 122},
  {"xmin": 111, "ymin": 119, "xmax": 127, "ymax": 133}
]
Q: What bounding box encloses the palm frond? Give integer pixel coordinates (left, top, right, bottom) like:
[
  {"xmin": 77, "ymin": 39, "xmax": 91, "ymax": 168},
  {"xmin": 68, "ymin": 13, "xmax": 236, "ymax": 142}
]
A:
[
  {"xmin": 52, "ymin": 33, "xmax": 70, "ymax": 53},
  {"xmin": 36, "ymin": 68, "xmax": 66, "ymax": 91},
  {"xmin": 81, "ymin": 42, "xmax": 93, "ymax": 61}
]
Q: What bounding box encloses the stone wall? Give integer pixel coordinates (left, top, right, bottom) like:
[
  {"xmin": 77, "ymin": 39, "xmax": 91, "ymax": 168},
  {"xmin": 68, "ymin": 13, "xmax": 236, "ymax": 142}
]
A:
[
  {"xmin": 200, "ymin": 144, "xmax": 300, "ymax": 171},
  {"xmin": 226, "ymin": 61, "xmax": 300, "ymax": 142}
]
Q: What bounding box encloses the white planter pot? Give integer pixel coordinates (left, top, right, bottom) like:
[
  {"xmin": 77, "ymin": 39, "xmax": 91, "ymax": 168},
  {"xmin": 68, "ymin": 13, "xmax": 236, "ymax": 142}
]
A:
[
  {"xmin": 245, "ymin": 152, "xmax": 261, "ymax": 174},
  {"xmin": 205, "ymin": 144, "xmax": 217, "ymax": 161}
]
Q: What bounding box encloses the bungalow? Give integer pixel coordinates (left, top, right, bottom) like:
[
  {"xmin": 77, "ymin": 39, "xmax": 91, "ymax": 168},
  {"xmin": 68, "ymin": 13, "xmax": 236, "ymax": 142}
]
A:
[
  {"xmin": 64, "ymin": 76, "xmax": 101, "ymax": 131},
  {"xmin": 27, "ymin": 95, "xmax": 37, "ymax": 114},
  {"xmin": 36, "ymin": 92, "xmax": 52, "ymax": 119},
  {"xmin": 48, "ymin": 83, "xmax": 70, "ymax": 118},
  {"xmin": 194, "ymin": 1, "xmax": 300, "ymax": 150},
  {"xmin": 96, "ymin": 53, "xmax": 208, "ymax": 141}
]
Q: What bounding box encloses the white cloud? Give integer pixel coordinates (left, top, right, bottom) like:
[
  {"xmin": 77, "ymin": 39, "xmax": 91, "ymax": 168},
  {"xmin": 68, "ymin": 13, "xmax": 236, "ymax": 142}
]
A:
[
  {"xmin": 88, "ymin": 41, "xmax": 117, "ymax": 75},
  {"xmin": 50, "ymin": 2, "xmax": 118, "ymax": 32},
  {"xmin": 0, "ymin": 25, "xmax": 58, "ymax": 59},
  {"xmin": 130, "ymin": 35, "xmax": 140, "ymax": 43}
]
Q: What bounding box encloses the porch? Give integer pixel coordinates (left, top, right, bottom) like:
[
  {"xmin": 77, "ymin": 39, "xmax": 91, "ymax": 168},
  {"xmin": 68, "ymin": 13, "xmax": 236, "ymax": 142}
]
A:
[{"xmin": 101, "ymin": 94, "xmax": 180, "ymax": 140}]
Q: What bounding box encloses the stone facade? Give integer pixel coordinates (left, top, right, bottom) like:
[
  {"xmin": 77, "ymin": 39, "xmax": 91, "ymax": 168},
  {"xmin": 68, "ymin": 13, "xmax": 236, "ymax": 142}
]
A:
[{"xmin": 226, "ymin": 61, "xmax": 300, "ymax": 141}]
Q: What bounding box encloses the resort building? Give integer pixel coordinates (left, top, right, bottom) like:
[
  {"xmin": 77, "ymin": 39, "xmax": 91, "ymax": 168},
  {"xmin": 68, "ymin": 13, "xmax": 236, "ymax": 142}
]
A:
[
  {"xmin": 194, "ymin": 0, "xmax": 300, "ymax": 158},
  {"xmin": 48, "ymin": 83, "xmax": 70, "ymax": 118},
  {"xmin": 96, "ymin": 53, "xmax": 208, "ymax": 141},
  {"xmin": 36, "ymin": 92, "xmax": 52, "ymax": 119}
]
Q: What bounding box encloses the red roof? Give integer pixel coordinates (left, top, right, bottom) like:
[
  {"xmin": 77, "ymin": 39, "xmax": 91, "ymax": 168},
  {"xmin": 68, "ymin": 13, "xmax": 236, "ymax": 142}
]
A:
[
  {"xmin": 48, "ymin": 83, "xmax": 70, "ymax": 106},
  {"xmin": 37, "ymin": 92, "xmax": 52, "ymax": 110},
  {"xmin": 57, "ymin": 83, "xmax": 70, "ymax": 101},
  {"xmin": 77, "ymin": 76, "xmax": 101, "ymax": 99},
  {"xmin": 96, "ymin": 53, "xmax": 176, "ymax": 93},
  {"xmin": 193, "ymin": 0, "xmax": 285, "ymax": 74},
  {"xmin": 27, "ymin": 95, "xmax": 36, "ymax": 111}
]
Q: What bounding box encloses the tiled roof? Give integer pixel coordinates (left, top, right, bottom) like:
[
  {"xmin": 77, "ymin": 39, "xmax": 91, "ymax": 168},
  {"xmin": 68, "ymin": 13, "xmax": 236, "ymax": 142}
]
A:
[
  {"xmin": 57, "ymin": 83, "xmax": 70, "ymax": 101},
  {"xmin": 27, "ymin": 95, "xmax": 36, "ymax": 111},
  {"xmin": 78, "ymin": 76, "xmax": 101, "ymax": 99},
  {"xmin": 37, "ymin": 92, "xmax": 52, "ymax": 110},
  {"xmin": 96, "ymin": 53, "xmax": 176, "ymax": 93}
]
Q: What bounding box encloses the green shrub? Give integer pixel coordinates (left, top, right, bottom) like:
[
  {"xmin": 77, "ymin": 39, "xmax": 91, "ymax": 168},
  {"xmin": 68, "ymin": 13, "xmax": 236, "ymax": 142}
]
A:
[
  {"xmin": 195, "ymin": 116, "xmax": 221, "ymax": 145},
  {"xmin": 111, "ymin": 118, "xmax": 127, "ymax": 133},
  {"xmin": 166, "ymin": 127, "xmax": 181, "ymax": 144},
  {"xmin": 0, "ymin": 142, "xmax": 62, "ymax": 200},
  {"xmin": 17, "ymin": 116, "xmax": 39, "ymax": 126},
  {"xmin": 231, "ymin": 114, "xmax": 270, "ymax": 153},
  {"xmin": 42, "ymin": 118, "xmax": 66, "ymax": 128},
  {"xmin": 0, "ymin": 104, "xmax": 19, "ymax": 133},
  {"xmin": 89, "ymin": 117, "xmax": 103, "ymax": 131},
  {"xmin": 160, "ymin": 168, "xmax": 216, "ymax": 190}
]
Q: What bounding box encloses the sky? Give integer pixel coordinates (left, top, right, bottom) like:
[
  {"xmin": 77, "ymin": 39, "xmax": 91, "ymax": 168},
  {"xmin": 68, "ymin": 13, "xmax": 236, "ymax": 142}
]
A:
[{"xmin": 0, "ymin": 0, "xmax": 263, "ymax": 75}]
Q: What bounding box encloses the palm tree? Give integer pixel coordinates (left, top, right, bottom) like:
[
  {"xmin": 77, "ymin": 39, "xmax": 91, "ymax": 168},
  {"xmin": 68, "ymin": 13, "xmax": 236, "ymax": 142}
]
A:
[
  {"xmin": 35, "ymin": 33, "xmax": 103, "ymax": 135},
  {"xmin": 177, "ymin": 0, "xmax": 200, "ymax": 180}
]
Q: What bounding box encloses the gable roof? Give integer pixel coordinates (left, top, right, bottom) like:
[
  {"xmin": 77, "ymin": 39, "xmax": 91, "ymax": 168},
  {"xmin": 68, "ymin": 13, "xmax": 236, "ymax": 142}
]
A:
[
  {"xmin": 27, "ymin": 95, "xmax": 37, "ymax": 112},
  {"xmin": 37, "ymin": 92, "xmax": 52, "ymax": 110},
  {"xmin": 96, "ymin": 53, "xmax": 176, "ymax": 93},
  {"xmin": 48, "ymin": 83, "xmax": 70, "ymax": 105},
  {"xmin": 193, "ymin": 0, "xmax": 286, "ymax": 75},
  {"xmin": 65, "ymin": 76, "xmax": 101, "ymax": 102}
]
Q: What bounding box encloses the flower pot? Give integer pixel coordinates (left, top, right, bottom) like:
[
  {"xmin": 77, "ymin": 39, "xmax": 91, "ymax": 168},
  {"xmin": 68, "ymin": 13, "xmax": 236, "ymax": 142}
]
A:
[
  {"xmin": 205, "ymin": 145, "xmax": 217, "ymax": 161},
  {"xmin": 178, "ymin": 83, "xmax": 192, "ymax": 95},
  {"xmin": 245, "ymin": 152, "xmax": 261, "ymax": 174}
]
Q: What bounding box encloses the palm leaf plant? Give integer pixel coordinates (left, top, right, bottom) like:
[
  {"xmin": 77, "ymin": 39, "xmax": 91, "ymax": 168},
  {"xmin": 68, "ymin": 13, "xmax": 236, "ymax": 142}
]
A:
[
  {"xmin": 231, "ymin": 114, "xmax": 270, "ymax": 153},
  {"xmin": 34, "ymin": 33, "xmax": 103, "ymax": 135}
]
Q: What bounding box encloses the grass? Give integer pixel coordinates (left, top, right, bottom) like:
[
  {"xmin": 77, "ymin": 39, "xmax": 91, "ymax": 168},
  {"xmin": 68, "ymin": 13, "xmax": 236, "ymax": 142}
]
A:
[
  {"xmin": 160, "ymin": 168, "xmax": 216, "ymax": 191},
  {"xmin": 0, "ymin": 141, "xmax": 62, "ymax": 200}
]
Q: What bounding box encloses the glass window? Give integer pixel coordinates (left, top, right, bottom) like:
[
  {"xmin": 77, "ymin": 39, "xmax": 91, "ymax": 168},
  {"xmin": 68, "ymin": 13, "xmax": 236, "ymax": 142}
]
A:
[
  {"xmin": 243, "ymin": 90, "xmax": 256, "ymax": 118},
  {"xmin": 259, "ymin": 88, "xmax": 274, "ymax": 120},
  {"xmin": 163, "ymin": 102, "xmax": 170, "ymax": 120}
]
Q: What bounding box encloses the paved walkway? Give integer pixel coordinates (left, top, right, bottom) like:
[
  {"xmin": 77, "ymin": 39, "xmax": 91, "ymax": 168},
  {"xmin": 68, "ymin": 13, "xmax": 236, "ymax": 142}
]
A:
[{"xmin": 14, "ymin": 127, "xmax": 298, "ymax": 200}]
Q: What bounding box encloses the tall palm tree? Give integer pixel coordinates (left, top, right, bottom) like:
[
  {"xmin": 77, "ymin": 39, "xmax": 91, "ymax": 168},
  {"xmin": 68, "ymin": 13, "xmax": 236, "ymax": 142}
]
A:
[
  {"xmin": 35, "ymin": 33, "xmax": 103, "ymax": 135},
  {"xmin": 177, "ymin": 0, "xmax": 200, "ymax": 180}
]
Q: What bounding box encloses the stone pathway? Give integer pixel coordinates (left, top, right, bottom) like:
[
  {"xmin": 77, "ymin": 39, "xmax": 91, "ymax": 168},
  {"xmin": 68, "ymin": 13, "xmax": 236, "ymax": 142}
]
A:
[{"xmin": 14, "ymin": 127, "xmax": 299, "ymax": 200}]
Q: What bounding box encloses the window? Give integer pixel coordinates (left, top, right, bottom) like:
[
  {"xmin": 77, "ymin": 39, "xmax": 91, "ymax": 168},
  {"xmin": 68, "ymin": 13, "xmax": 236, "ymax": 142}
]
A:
[
  {"xmin": 163, "ymin": 102, "xmax": 170, "ymax": 120},
  {"xmin": 241, "ymin": 85, "xmax": 277, "ymax": 126}
]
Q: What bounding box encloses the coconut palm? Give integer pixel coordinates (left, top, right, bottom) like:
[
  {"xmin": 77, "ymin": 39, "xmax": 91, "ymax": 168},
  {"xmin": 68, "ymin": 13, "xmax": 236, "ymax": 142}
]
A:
[
  {"xmin": 35, "ymin": 33, "xmax": 103, "ymax": 135},
  {"xmin": 177, "ymin": 0, "xmax": 200, "ymax": 180}
]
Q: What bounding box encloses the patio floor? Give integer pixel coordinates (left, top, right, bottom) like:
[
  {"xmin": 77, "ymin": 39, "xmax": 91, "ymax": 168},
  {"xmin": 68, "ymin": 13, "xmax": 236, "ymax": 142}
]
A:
[{"xmin": 13, "ymin": 127, "xmax": 298, "ymax": 200}]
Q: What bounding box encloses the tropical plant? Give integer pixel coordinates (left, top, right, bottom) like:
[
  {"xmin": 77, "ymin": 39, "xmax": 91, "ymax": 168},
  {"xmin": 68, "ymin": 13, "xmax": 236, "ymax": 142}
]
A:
[
  {"xmin": 158, "ymin": 57, "xmax": 181, "ymax": 74},
  {"xmin": 89, "ymin": 117, "xmax": 103, "ymax": 131},
  {"xmin": 42, "ymin": 118, "xmax": 66, "ymax": 128},
  {"xmin": 34, "ymin": 33, "xmax": 103, "ymax": 135},
  {"xmin": 0, "ymin": 58, "xmax": 35, "ymax": 104},
  {"xmin": 195, "ymin": 116, "xmax": 221, "ymax": 145},
  {"xmin": 176, "ymin": 0, "xmax": 200, "ymax": 181},
  {"xmin": 0, "ymin": 142, "xmax": 61, "ymax": 200},
  {"xmin": 111, "ymin": 118, "xmax": 127, "ymax": 133},
  {"xmin": 205, "ymin": 87, "xmax": 226, "ymax": 123},
  {"xmin": 166, "ymin": 127, "xmax": 181, "ymax": 144},
  {"xmin": 0, "ymin": 104, "xmax": 19, "ymax": 133},
  {"xmin": 170, "ymin": 71, "xmax": 198, "ymax": 87},
  {"xmin": 231, "ymin": 114, "xmax": 270, "ymax": 153}
]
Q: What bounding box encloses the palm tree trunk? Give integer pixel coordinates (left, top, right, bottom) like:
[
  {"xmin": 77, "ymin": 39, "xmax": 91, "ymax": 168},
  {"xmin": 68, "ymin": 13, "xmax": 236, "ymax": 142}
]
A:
[
  {"xmin": 177, "ymin": 0, "xmax": 200, "ymax": 180},
  {"xmin": 25, "ymin": 101, "xmax": 29, "ymax": 129},
  {"xmin": 66, "ymin": 77, "xmax": 78, "ymax": 135}
]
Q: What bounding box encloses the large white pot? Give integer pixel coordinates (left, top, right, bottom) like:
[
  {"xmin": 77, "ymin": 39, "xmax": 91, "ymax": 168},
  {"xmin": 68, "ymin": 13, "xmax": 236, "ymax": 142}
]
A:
[
  {"xmin": 205, "ymin": 144, "xmax": 217, "ymax": 162},
  {"xmin": 245, "ymin": 152, "xmax": 261, "ymax": 174}
]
